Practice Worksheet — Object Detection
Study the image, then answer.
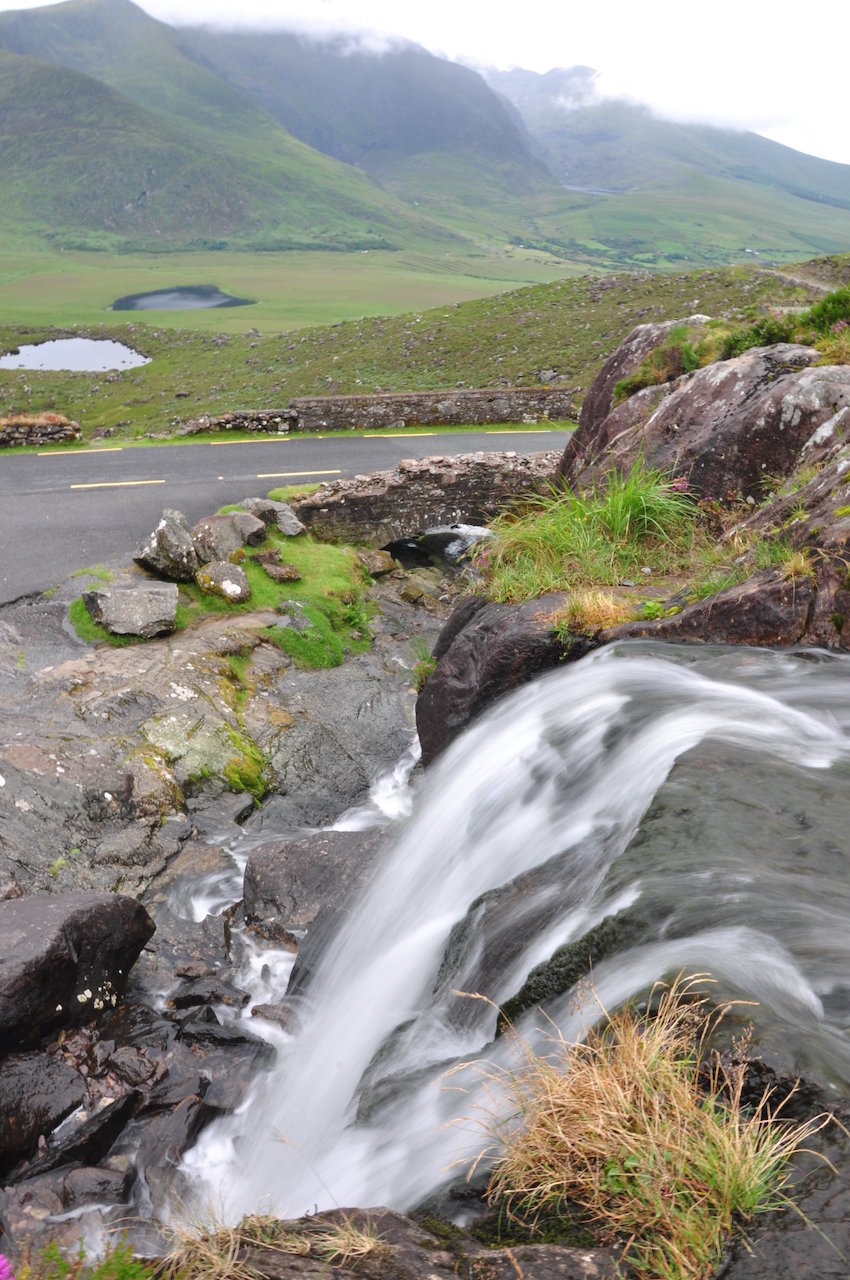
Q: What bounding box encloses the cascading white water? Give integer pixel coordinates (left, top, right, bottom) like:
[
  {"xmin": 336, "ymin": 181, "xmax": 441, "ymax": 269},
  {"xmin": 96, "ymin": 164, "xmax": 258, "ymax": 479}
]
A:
[{"xmin": 182, "ymin": 641, "xmax": 850, "ymax": 1221}]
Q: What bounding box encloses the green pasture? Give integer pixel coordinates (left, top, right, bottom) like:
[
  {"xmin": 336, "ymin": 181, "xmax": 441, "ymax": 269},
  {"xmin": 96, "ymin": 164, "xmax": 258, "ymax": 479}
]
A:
[{"xmin": 0, "ymin": 245, "xmax": 574, "ymax": 334}]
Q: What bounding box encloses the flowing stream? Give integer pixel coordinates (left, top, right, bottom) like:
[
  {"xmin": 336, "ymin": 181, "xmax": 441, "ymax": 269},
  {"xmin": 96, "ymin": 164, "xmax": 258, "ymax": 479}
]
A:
[{"xmin": 180, "ymin": 641, "xmax": 850, "ymax": 1222}]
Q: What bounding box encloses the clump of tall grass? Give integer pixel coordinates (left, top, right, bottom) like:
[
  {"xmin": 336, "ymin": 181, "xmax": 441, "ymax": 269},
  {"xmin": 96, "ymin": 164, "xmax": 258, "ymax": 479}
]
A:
[
  {"xmin": 480, "ymin": 464, "xmax": 696, "ymax": 603},
  {"xmin": 458, "ymin": 974, "xmax": 828, "ymax": 1280}
]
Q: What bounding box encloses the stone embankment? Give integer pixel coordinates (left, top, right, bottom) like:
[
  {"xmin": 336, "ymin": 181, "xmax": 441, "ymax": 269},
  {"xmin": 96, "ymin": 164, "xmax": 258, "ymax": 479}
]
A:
[
  {"xmin": 178, "ymin": 385, "xmax": 574, "ymax": 435},
  {"xmin": 289, "ymin": 449, "xmax": 560, "ymax": 544},
  {"xmin": 0, "ymin": 414, "xmax": 80, "ymax": 447}
]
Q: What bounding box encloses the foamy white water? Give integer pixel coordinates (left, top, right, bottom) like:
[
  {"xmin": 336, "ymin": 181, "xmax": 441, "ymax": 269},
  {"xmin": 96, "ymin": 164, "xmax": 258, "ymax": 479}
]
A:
[{"xmin": 181, "ymin": 642, "xmax": 850, "ymax": 1220}]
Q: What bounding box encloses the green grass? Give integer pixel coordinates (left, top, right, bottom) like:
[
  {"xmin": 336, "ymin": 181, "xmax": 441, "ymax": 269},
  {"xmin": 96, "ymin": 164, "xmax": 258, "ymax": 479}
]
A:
[
  {"xmin": 481, "ymin": 465, "xmax": 697, "ymax": 603},
  {"xmin": 0, "ymin": 260, "xmax": 826, "ymax": 443},
  {"xmin": 461, "ymin": 974, "xmax": 827, "ymax": 1280}
]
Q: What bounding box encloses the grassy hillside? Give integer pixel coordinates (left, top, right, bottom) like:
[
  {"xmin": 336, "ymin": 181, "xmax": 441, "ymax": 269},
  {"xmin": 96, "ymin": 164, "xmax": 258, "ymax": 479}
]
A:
[{"xmin": 2, "ymin": 258, "xmax": 839, "ymax": 442}]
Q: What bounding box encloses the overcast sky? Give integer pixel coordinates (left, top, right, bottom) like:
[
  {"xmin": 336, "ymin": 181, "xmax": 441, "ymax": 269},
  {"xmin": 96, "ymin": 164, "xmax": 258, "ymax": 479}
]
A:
[{"xmin": 2, "ymin": 0, "xmax": 848, "ymax": 165}]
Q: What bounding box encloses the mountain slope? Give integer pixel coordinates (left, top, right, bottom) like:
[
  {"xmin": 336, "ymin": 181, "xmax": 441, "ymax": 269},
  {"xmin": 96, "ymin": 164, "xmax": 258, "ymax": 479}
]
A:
[{"xmin": 0, "ymin": 0, "xmax": 464, "ymax": 252}]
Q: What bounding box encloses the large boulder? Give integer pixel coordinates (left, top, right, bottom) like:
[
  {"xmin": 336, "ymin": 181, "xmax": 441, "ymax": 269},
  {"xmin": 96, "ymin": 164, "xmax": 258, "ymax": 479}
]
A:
[
  {"xmin": 558, "ymin": 344, "xmax": 850, "ymax": 503},
  {"xmin": 0, "ymin": 1053, "xmax": 87, "ymax": 1170},
  {"xmin": 415, "ymin": 595, "xmax": 595, "ymax": 765},
  {"xmin": 82, "ymin": 583, "xmax": 178, "ymax": 637},
  {"xmin": 191, "ymin": 512, "xmax": 266, "ymax": 563},
  {"xmin": 0, "ymin": 893, "xmax": 155, "ymax": 1053},
  {"xmin": 134, "ymin": 509, "xmax": 198, "ymax": 581}
]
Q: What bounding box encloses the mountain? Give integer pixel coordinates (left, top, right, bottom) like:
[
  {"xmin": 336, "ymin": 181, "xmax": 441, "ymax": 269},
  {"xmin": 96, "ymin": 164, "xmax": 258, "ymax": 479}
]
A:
[
  {"xmin": 0, "ymin": 0, "xmax": 848, "ymax": 267},
  {"xmin": 488, "ymin": 68, "xmax": 850, "ymax": 208},
  {"xmin": 0, "ymin": 0, "xmax": 457, "ymax": 252}
]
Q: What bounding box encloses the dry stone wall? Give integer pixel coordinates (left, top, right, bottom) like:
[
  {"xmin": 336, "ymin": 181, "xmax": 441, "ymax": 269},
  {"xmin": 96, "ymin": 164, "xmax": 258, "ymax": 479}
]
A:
[
  {"xmin": 178, "ymin": 387, "xmax": 574, "ymax": 436},
  {"xmin": 0, "ymin": 415, "xmax": 80, "ymax": 447}
]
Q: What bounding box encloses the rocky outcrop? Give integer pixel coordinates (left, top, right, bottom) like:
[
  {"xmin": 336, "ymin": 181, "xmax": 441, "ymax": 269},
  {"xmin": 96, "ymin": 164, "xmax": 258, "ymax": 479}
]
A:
[
  {"xmin": 558, "ymin": 344, "xmax": 850, "ymax": 502},
  {"xmin": 290, "ymin": 450, "xmax": 560, "ymax": 546},
  {"xmin": 0, "ymin": 893, "xmax": 154, "ymax": 1054},
  {"xmin": 575, "ymin": 315, "xmax": 708, "ymax": 438},
  {"xmin": 134, "ymin": 509, "xmax": 198, "ymax": 581},
  {"xmin": 0, "ymin": 414, "xmax": 80, "ymax": 448},
  {"xmin": 415, "ymin": 594, "xmax": 596, "ymax": 765},
  {"xmin": 83, "ymin": 582, "xmax": 178, "ymax": 637}
]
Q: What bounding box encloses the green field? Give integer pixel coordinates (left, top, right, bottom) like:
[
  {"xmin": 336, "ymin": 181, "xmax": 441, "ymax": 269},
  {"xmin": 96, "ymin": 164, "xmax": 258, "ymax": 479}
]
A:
[{"xmin": 0, "ymin": 245, "xmax": 579, "ymax": 334}]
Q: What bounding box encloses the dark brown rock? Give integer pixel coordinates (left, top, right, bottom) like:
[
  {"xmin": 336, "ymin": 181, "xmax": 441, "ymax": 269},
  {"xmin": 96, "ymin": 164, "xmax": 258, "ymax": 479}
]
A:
[
  {"xmin": 415, "ymin": 594, "xmax": 595, "ymax": 764},
  {"xmin": 602, "ymin": 570, "xmax": 815, "ymax": 648},
  {"xmin": 0, "ymin": 892, "xmax": 155, "ymax": 1054},
  {"xmin": 192, "ymin": 512, "xmax": 265, "ymax": 563},
  {"xmin": 558, "ymin": 345, "xmax": 850, "ymax": 506}
]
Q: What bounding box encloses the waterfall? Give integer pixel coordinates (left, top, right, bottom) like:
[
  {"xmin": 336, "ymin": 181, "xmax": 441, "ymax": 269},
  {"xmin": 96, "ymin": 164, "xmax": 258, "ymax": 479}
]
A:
[{"xmin": 182, "ymin": 641, "xmax": 850, "ymax": 1220}]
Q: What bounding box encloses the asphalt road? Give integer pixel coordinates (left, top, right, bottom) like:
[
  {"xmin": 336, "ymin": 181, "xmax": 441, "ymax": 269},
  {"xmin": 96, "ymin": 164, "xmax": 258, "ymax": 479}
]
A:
[{"xmin": 0, "ymin": 428, "xmax": 568, "ymax": 603}]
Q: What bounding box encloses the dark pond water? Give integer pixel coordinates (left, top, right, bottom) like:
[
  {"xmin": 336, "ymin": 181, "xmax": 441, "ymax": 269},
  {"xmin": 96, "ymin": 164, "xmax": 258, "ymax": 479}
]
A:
[
  {"xmin": 110, "ymin": 285, "xmax": 255, "ymax": 311},
  {"xmin": 0, "ymin": 338, "xmax": 150, "ymax": 372}
]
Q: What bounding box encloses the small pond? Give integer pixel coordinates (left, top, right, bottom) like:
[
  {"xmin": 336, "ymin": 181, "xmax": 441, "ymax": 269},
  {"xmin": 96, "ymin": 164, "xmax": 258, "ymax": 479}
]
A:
[
  {"xmin": 110, "ymin": 285, "xmax": 256, "ymax": 311},
  {"xmin": 0, "ymin": 338, "xmax": 150, "ymax": 372}
]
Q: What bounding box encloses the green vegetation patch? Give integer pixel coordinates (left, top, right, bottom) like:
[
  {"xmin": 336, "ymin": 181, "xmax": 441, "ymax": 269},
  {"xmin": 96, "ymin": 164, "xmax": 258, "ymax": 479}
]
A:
[{"xmin": 613, "ymin": 323, "xmax": 702, "ymax": 404}]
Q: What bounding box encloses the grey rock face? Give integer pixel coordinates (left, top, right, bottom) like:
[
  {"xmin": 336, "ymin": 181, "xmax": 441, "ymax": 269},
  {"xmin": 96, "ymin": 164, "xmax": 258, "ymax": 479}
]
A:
[
  {"xmin": 134, "ymin": 509, "xmax": 198, "ymax": 581},
  {"xmin": 0, "ymin": 892, "xmax": 155, "ymax": 1053},
  {"xmin": 240, "ymin": 496, "xmax": 306, "ymax": 536},
  {"xmin": 83, "ymin": 583, "xmax": 178, "ymax": 637}
]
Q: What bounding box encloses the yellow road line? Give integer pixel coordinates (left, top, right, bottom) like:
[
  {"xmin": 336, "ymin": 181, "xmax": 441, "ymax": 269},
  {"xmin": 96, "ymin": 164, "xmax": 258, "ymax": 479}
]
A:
[
  {"xmin": 70, "ymin": 479, "xmax": 166, "ymax": 490},
  {"xmin": 256, "ymin": 469, "xmax": 341, "ymax": 479},
  {"xmin": 209, "ymin": 437, "xmax": 291, "ymax": 446},
  {"xmin": 39, "ymin": 447, "xmax": 123, "ymax": 456}
]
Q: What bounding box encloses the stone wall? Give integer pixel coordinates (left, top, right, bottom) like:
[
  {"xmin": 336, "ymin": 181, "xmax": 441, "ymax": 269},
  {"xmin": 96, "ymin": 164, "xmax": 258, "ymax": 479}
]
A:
[
  {"xmin": 0, "ymin": 414, "xmax": 81, "ymax": 448},
  {"xmin": 289, "ymin": 386, "xmax": 574, "ymax": 432},
  {"xmin": 289, "ymin": 449, "xmax": 561, "ymax": 545},
  {"xmin": 178, "ymin": 387, "xmax": 574, "ymax": 436}
]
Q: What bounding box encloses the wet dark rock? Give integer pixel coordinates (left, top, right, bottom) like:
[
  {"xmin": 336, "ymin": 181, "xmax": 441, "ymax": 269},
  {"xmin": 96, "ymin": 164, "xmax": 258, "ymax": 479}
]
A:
[
  {"xmin": 0, "ymin": 1053, "xmax": 86, "ymax": 1170},
  {"xmin": 500, "ymin": 909, "xmax": 653, "ymax": 1026},
  {"xmin": 243, "ymin": 829, "xmax": 387, "ymax": 930},
  {"xmin": 134, "ymin": 508, "xmax": 198, "ymax": 581},
  {"xmin": 0, "ymin": 893, "xmax": 155, "ymax": 1054},
  {"xmin": 8, "ymin": 1090, "xmax": 140, "ymax": 1181},
  {"xmin": 62, "ymin": 1163, "xmax": 135, "ymax": 1208},
  {"xmin": 83, "ymin": 583, "xmax": 178, "ymax": 637},
  {"xmin": 416, "ymin": 594, "xmax": 596, "ymax": 764},
  {"xmin": 166, "ymin": 975, "xmax": 251, "ymax": 1010}
]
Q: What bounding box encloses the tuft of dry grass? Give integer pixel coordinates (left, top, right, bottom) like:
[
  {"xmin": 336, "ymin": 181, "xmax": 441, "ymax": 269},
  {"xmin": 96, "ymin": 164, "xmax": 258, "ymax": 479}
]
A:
[
  {"xmin": 309, "ymin": 1215, "xmax": 385, "ymax": 1265},
  {"xmin": 454, "ymin": 974, "xmax": 829, "ymax": 1280},
  {"xmin": 781, "ymin": 549, "xmax": 816, "ymax": 581},
  {"xmin": 159, "ymin": 1213, "xmax": 311, "ymax": 1280},
  {"xmin": 547, "ymin": 590, "xmax": 634, "ymax": 638}
]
